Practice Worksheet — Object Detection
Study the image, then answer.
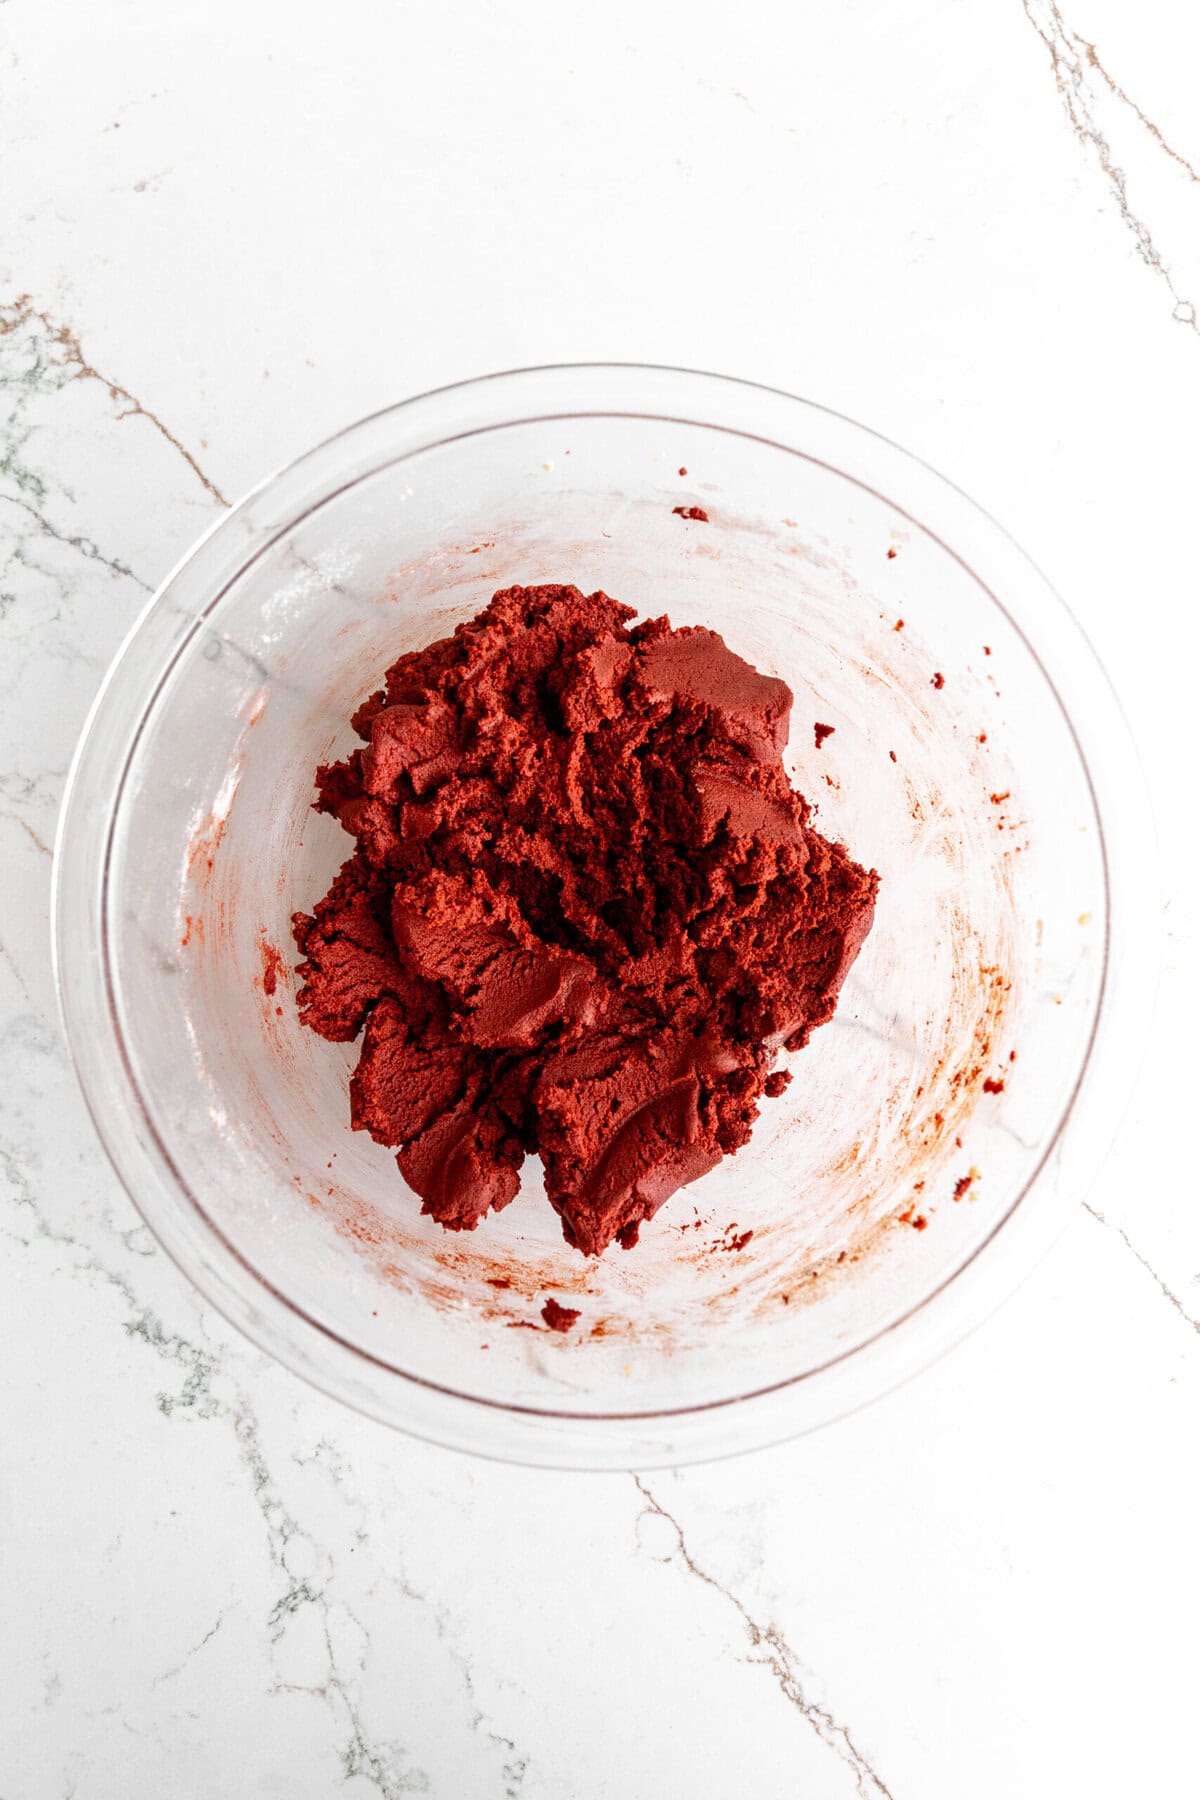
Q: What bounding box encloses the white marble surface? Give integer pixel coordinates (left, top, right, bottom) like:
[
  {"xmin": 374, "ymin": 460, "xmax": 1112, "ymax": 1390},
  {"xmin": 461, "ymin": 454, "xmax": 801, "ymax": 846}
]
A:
[{"xmin": 2, "ymin": 1, "xmax": 1198, "ymax": 1793}]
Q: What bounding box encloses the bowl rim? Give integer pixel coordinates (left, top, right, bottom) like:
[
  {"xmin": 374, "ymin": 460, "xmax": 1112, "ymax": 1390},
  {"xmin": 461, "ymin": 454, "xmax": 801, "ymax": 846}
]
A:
[{"xmin": 52, "ymin": 362, "xmax": 1158, "ymax": 1467}]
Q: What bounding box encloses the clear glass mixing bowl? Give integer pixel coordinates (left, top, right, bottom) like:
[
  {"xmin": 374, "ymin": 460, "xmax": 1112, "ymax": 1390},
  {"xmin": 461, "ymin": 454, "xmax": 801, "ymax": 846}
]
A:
[{"xmin": 53, "ymin": 365, "xmax": 1153, "ymax": 1467}]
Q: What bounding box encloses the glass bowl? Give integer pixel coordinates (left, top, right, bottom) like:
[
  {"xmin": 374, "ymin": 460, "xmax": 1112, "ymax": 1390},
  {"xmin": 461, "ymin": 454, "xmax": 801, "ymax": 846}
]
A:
[{"xmin": 53, "ymin": 365, "xmax": 1153, "ymax": 1468}]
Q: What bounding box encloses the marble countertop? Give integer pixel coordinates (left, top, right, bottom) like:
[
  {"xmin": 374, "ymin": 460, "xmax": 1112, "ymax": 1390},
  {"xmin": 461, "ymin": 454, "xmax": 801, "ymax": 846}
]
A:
[{"xmin": 3, "ymin": 1, "xmax": 1196, "ymax": 1794}]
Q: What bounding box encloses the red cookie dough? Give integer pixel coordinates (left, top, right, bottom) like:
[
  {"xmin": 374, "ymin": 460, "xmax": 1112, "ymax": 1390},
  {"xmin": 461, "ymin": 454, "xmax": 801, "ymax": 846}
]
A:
[
  {"xmin": 541, "ymin": 1297, "xmax": 581, "ymax": 1332},
  {"xmin": 293, "ymin": 585, "xmax": 877, "ymax": 1257}
]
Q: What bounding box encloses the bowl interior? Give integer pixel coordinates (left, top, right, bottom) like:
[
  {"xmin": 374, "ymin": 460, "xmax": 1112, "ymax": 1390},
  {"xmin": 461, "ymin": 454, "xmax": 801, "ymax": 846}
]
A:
[{"xmin": 100, "ymin": 410, "xmax": 1105, "ymax": 1422}]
